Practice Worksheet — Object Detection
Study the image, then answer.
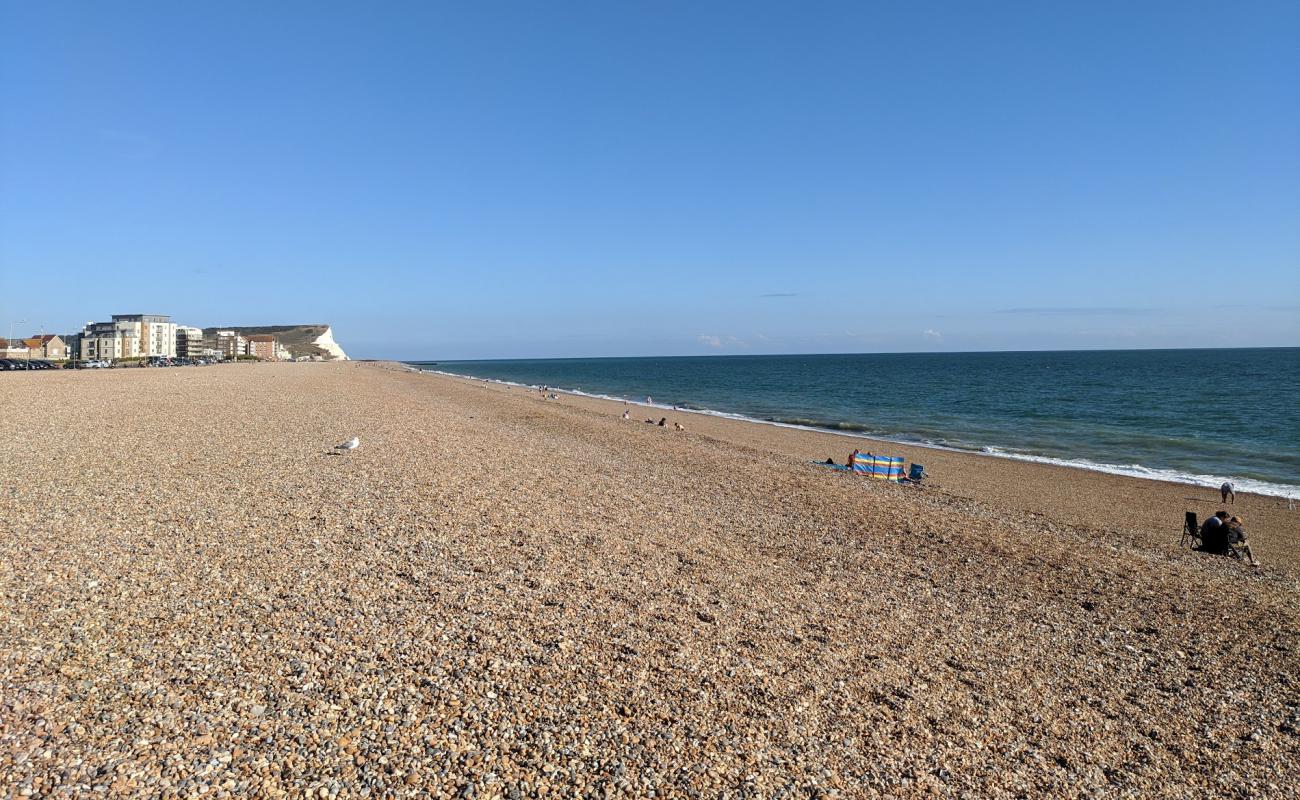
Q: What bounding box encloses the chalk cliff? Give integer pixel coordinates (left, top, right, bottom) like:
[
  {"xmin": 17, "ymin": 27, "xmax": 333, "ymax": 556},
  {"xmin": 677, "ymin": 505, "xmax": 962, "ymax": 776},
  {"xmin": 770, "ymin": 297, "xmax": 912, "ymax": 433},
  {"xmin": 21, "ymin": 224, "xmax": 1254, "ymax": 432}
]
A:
[{"xmin": 201, "ymin": 325, "xmax": 350, "ymax": 360}]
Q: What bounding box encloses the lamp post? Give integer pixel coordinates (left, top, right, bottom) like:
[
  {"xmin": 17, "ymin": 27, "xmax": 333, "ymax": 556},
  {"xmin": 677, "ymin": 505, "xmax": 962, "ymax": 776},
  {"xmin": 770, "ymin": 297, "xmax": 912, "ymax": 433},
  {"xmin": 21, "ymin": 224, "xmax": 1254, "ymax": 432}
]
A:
[{"xmin": 7, "ymin": 319, "xmax": 26, "ymax": 366}]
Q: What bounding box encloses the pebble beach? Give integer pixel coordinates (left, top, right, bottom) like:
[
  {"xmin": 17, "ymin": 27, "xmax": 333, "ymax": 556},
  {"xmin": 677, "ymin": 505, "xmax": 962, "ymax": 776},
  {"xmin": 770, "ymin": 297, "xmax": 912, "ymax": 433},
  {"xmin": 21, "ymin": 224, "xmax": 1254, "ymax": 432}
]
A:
[{"xmin": 2, "ymin": 361, "xmax": 1297, "ymax": 798}]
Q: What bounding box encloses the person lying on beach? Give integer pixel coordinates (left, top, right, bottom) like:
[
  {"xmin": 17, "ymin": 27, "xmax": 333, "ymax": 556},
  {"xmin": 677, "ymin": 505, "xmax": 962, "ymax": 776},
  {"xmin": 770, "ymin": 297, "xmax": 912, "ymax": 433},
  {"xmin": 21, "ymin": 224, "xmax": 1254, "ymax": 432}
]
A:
[
  {"xmin": 1226, "ymin": 516, "xmax": 1258, "ymax": 565},
  {"xmin": 1221, "ymin": 482, "xmax": 1235, "ymax": 504},
  {"xmin": 674, "ymin": 422, "xmax": 684, "ymax": 431},
  {"xmin": 622, "ymin": 409, "xmax": 630, "ymax": 420}
]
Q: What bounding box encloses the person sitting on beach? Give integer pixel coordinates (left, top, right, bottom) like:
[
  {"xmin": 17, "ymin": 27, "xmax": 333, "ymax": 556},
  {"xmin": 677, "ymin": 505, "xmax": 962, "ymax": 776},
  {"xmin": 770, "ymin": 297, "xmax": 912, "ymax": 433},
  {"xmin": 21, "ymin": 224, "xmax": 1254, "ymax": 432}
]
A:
[
  {"xmin": 848, "ymin": 449, "xmax": 860, "ymax": 470},
  {"xmin": 658, "ymin": 417, "xmax": 667, "ymax": 427},
  {"xmin": 622, "ymin": 409, "xmax": 630, "ymax": 420},
  {"xmin": 674, "ymin": 422, "xmax": 684, "ymax": 431},
  {"xmin": 1221, "ymin": 482, "xmax": 1235, "ymax": 504},
  {"xmin": 1225, "ymin": 516, "xmax": 1258, "ymax": 565},
  {"xmin": 1198, "ymin": 511, "xmax": 1231, "ymax": 554}
]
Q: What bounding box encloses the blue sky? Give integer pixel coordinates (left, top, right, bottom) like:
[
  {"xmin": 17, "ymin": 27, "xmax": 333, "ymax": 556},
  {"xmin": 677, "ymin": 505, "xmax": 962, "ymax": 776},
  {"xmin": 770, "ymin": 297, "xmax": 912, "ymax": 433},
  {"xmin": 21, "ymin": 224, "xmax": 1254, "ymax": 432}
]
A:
[{"xmin": 2, "ymin": 1, "xmax": 1297, "ymax": 359}]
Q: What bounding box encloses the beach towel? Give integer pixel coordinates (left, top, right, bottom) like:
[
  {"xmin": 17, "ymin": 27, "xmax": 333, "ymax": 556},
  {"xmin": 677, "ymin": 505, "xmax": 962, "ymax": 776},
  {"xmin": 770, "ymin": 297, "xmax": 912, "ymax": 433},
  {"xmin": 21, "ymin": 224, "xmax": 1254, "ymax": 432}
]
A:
[
  {"xmin": 852, "ymin": 453, "xmax": 905, "ymax": 482},
  {"xmin": 812, "ymin": 461, "xmax": 850, "ymax": 471}
]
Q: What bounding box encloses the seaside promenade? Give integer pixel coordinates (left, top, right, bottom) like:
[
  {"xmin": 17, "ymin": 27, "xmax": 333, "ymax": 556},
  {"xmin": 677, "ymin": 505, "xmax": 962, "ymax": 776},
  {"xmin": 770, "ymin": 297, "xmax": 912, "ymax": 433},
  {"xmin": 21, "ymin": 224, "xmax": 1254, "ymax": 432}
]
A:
[{"xmin": 2, "ymin": 362, "xmax": 1296, "ymax": 798}]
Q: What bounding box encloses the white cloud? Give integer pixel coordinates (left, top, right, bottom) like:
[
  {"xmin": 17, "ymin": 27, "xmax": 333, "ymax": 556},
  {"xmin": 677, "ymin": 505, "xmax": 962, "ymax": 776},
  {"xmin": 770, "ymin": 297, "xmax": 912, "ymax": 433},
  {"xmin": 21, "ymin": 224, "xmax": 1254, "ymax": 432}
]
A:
[
  {"xmin": 923, "ymin": 329, "xmax": 942, "ymax": 340},
  {"xmin": 697, "ymin": 334, "xmax": 748, "ymax": 349}
]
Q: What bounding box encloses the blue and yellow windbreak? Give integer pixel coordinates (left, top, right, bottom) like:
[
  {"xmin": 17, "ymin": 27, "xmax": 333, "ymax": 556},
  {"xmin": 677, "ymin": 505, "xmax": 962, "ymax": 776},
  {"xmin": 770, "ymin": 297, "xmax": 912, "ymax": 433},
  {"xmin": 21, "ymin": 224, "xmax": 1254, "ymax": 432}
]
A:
[{"xmin": 851, "ymin": 453, "xmax": 905, "ymax": 481}]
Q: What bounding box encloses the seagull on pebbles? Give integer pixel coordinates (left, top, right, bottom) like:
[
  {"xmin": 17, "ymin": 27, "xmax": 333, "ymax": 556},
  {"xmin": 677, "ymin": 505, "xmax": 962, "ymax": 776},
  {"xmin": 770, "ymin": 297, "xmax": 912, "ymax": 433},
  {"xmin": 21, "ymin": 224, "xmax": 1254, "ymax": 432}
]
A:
[{"xmin": 334, "ymin": 436, "xmax": 360, "ymax": 453}]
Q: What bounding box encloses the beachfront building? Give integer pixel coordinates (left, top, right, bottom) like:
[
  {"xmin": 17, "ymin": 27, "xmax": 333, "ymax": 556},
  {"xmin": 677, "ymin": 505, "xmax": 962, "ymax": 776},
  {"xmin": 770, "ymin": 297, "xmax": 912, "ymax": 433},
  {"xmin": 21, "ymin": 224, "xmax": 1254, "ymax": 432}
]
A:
[
  {"xmin": 78, "ymin": 314, "xmax": 177, "ymax": 361},
  {"xmin": 114, "ymin": 314, "xmax": 177, "ymax": 358},
  {"xmin": 23, "ymin": 335, "xmax": 68, "ymax": 360},
  {"xmin": 176, "ymin": 326, "xmax": 204, "ymax": 359},
  {"xmin": 79, "ymin": 319, "xmax": 140, "ymax": 361},
  {"xmin": 245, "ymin": 334, "xmax": 277, "ymax": 361},
  {"xmin": 214, "ymin": 330, "xmax": 246, "ymax": 359}
]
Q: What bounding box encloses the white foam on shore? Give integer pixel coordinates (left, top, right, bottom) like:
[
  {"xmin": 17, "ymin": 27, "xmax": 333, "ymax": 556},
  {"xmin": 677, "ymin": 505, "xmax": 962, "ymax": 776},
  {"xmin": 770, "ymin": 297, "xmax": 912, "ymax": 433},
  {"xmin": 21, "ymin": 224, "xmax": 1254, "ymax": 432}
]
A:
[{"xmin": 410, "ymin": 365, "xmax": 1300, "ymax": 500}]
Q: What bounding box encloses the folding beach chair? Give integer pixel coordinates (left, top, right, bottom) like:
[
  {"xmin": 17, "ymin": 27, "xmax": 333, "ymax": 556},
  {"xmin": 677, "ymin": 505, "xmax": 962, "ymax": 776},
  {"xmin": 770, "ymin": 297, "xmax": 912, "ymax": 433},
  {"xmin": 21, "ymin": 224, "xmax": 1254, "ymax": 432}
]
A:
[
  {"xmin": 851, "ymin": 452, "xmax": 905, "ymax": 482},
  {"xmin": 907, "ymin": 463, "xmax": 926, "ymax": 482},
  {"xmin": 1180, "ymin": 511, "xmax": 1200, "ymax": 549}
]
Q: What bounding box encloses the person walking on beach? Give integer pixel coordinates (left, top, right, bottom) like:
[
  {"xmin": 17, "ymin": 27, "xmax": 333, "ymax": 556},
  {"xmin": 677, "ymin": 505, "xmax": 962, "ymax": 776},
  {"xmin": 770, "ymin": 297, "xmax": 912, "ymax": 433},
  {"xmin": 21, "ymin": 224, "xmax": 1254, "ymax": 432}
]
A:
[{"xmin": 1221, "ymin": 482, "xmax": 1235, "ymax": 504}]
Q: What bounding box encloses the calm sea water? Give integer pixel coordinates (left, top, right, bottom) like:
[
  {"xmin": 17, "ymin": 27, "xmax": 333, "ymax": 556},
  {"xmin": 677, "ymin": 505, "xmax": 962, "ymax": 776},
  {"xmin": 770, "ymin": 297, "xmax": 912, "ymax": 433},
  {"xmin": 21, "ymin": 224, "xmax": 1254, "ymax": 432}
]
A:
[{"xmin": 408, "ymin": 349, "xmax": 1300, "ymax": 497}]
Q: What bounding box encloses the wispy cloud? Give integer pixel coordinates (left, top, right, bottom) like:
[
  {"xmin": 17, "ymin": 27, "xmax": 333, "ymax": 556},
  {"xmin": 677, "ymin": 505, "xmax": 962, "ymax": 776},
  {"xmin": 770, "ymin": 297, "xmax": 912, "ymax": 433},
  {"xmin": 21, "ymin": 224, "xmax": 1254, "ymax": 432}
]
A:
[
  {"xmin": 759, "ymin": 292, "xmax": 798, "ymax": 298},
  {"xmin": 995, "ymin": 306, "xmax": 1155, "ymax": 316},
  {"xmin": 923, "ymin": 329, "xmax": 942, "ymax": 340},
  {"xmin": 697, "ymin": 334, "xmax": 747, "ymax": 348}
]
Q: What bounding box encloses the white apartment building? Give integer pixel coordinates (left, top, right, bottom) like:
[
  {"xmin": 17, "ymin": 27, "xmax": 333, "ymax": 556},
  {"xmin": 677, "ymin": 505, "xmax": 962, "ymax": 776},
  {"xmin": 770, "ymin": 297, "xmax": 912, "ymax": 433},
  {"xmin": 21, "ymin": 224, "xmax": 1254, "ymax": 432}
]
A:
[
  {"xmin": 114, "ymin": 314, "xmax": 177, "ymax": 358},
  {"xmin": 79, "ymin": 314, "xmax": 177, "ymax": 360}
]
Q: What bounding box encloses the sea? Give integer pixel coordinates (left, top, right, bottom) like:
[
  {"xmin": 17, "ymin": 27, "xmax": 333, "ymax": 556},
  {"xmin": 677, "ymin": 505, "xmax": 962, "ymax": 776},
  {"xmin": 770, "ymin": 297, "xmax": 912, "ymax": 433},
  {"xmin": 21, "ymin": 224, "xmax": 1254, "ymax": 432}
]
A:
[{"xmin": 407, "ymin": 349, "xmax": 1300, "ymax": 499}]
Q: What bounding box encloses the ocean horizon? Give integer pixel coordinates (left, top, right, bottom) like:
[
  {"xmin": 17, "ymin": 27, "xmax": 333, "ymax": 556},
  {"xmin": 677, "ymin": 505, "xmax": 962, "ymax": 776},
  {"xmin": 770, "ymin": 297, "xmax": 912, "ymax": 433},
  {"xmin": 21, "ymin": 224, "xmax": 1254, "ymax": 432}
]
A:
[{"xmin": 409, "ymin": 347, "xmax": 1300, "ymax": 499}]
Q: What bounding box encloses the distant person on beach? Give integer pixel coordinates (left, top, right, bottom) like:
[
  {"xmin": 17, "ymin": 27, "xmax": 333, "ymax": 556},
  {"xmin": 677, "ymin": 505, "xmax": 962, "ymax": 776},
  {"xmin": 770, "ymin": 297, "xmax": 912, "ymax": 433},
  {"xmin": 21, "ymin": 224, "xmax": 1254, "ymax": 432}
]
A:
[
  {"xmin": 622, "ymin": 409, "xmax": 630, "ymax": 420},
  {"xmin": 1226, "ymin": 516, "xmax": 1258, "ymax": 565},
  {"xmin": 849, "ymin": 449, "xmax": 860, "ymax": 470},
  {"xmin": 674, "ymin": 422, "xmax": 684, "ymax": 431},
  {"xmin": 1199, "ymin": 511, "xmax": 1231, "ymax": 554},
  {"xmin": 658, "ymin": 417, "xmax": 667, "ymax": 427},
  {"xmin": 1221, "ymin": 482, "xmax": 1235, "ymax": 504}
]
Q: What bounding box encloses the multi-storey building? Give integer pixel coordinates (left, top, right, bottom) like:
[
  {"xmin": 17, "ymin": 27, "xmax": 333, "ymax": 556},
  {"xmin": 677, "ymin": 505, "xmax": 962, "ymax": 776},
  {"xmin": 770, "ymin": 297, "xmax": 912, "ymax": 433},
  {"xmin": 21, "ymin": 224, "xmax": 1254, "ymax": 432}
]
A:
[
  {"xmin": 176, "ymin": 326, "xmax": 204, "ymax": 358},
  {"xmin": 79, "ymin": 314, "xmax": 177, "ymax": 361},
  {"xmin": 214, "ymin": 330, "xmax": 246, "ymax": 359},
  {"xmin": 113, "ymin": 314, "xmax": 177, "ymax": 358},
  {"xmin": 79, "ymin": 314, "xmax": 180, "ymax": 361},
  {"xmin": 245, "ymin": 334, "xmax": 277, "ymax": 361},
  {"xmin": 79, "ymin": 319, "xmax": 140, "ymax": 361}
]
